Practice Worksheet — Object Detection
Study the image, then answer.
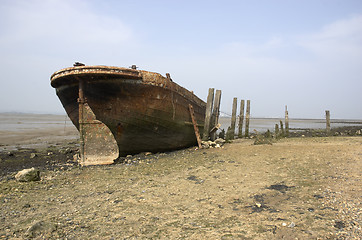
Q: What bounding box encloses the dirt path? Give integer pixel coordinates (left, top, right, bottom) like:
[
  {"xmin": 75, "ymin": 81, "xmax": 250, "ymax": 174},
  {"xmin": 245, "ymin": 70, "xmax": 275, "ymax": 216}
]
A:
[{"xmin": 1, "ymin": 137, "xmax": 361, "ymax": 239}]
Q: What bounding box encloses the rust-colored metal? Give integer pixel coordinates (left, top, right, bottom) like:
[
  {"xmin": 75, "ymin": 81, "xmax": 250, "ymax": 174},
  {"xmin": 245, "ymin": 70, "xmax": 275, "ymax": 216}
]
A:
[
  {"xmin": 78, "ymin": 79, "xmax": 85, "ymax": 163},
  {"xmin": 51, "ymin": 64, "xmax": 206, "ymax": 165},
  {"xmin": 188, "ymin": 104, "xmax": 202, "ymax": 148},
  {"xmin": 77, "ymin": 79, "xmax": 119, "ymax": 166}
]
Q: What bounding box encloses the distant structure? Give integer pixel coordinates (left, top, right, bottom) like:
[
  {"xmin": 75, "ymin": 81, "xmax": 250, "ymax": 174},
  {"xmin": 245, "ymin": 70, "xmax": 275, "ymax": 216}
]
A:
[{"xmin": 73, "ymin": 62, "xmax": 85, "ymax": 67}]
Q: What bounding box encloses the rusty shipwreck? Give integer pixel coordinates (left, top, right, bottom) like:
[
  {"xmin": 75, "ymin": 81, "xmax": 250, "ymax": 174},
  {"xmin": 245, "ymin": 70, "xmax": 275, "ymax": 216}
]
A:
[{"xmin": 51, "ymin": 64, "xmax": 206, "ymax": 165}]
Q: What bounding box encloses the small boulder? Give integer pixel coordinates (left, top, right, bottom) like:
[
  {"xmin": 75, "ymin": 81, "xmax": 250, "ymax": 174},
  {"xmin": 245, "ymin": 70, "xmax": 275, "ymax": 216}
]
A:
[
  {"xmin": 201, "ymin": 139, "xmax": 225, "ymax": 149},
  {"xmin": 59, "ymin": 148, "xmax": 73, "ymax": 154},
  {"xmin": 30, "ymin": 153, "xmax": 37, "ymax": 159},
  {"xmin": 201, "ymin": 141, "xmax": 210, "ymax": 149},
  {"xmin": 15, "ymin": 168, "xmax": 40, "ymax": 182},
  {"xmin": 215, "ymin": 138, "xmax": 226, "ymax": 146},
  {"xmin": 208, "ymin": 141, "xmax": 217, "ymax": 148},
  {"xmin": 25, "ymin": 220, "xmax": 57, "ymax": 238},
  {"xmin": 215, "ymin": 138, "xmax": 226, "ymax": 144},
  {"xmin": 65, "ymin": 148, "xmax": 73, "ymax": 154},
  {"xmin": 73, "ymin": 154, "xmax": 79, "ymax": 161}
]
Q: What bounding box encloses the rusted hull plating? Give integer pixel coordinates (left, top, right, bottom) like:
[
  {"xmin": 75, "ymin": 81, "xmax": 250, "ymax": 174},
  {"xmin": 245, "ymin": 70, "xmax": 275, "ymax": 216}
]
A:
[{"xmin": 51, "ymin": 65, "xmax": 206, "ymax": 165}]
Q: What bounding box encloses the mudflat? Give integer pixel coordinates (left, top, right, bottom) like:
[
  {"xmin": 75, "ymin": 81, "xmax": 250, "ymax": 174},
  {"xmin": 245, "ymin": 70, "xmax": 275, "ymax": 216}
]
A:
[
  {"xmin": 0, "ymin": 136, "xmax": 361, "ymax": 239},
  {"xmin": 0, "ymin": 113, "xmax": 78, "ymax": 152}
]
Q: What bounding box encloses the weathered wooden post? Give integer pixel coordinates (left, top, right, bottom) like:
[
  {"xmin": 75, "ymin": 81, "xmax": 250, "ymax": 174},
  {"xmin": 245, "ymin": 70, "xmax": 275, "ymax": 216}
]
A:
[
  {"xmin": 202, "ymin": 88, "xmax": 214, "ymax": 141},
  {"xmin": 326, "ymin": 110, "xmax": 331, "ymax": 135},
  {"xmin": 210, "ymin": 90, "xmax": 222, "ymax": 141},
  {"xmin": 238, "ymin": 100, "xmax": 245, "ymax": 138},
  {"xmin": 225, "ymin": 126, "xmax": 232, "ymax": 141},
  {"xmin": 275, "ymin": 124, "xmax": 279, "ymax": 138},
  {"xmin": 280, "ymin": 120, "xmax": 285, "ymax": 137},
  {"xmin": 245, "ymin": 100, "xmax": 250, "ymax": 138},
  {"xmin": 230, "ymin": 97, "xmax": 237, "ymax": 139},
  {"xmin": 285, "ymin": 105, "xmax": 289, "ymax": 137},
  {"xmin": 219, "ymin": 129, "xmax": 225, "ymax": 139}
]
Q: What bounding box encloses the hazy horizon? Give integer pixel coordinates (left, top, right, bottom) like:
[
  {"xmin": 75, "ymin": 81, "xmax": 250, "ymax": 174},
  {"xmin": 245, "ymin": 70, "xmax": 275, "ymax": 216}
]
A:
[{"xmin": 1, "ymin": 111, "xmax": 362, "ymax": 121}]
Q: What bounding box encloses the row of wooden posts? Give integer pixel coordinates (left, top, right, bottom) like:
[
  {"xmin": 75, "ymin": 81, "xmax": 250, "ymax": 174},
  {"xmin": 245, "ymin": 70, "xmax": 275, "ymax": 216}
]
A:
[
  {"xmin": 202, "ymin": 88, "xmax": 253, "ymax": 141},
  {"xmin": 226, "ymin": 98, "xmax": 251, "ymax": 140},
  {"xmin": 201, "ymin": 88, "xmax": 262, "ymax": 141},
  {"xmin": 202, "ymin": 88, "xmax": 222, "ymax": 141},
  {"xmin": 200, "ymin": 88, "xmax": 333, "ymax": 142},
  {"xmin": 275, "ymin": 105, "xmax": 290, "ymax": 138}
]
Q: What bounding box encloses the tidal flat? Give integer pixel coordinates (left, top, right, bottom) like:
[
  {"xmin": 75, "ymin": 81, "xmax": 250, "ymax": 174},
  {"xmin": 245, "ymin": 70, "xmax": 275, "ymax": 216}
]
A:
[
  {"xmin": 0, "ymin": 113, "xmax": 361, "ymax": 239},
  {"xmin": 1, "ymin": 136, "xmax": 361, "ymax": 239}
]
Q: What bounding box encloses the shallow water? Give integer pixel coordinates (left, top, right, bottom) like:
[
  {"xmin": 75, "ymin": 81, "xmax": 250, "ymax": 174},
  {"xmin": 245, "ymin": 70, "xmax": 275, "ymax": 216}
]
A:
[
  {"xmin": 0, "ymin": 113, "xmax": 78, "ymax": 151},
  {"xmin": 218, "ymin": 117, "xmax": 362, "ymax": 133},
  {"xmin": 0, "ymin": 113, "xmax": 74, "ymax": 132},
  {"xmin": 1, "ymin": 113, "xmax": 361, "ymax": 134}
]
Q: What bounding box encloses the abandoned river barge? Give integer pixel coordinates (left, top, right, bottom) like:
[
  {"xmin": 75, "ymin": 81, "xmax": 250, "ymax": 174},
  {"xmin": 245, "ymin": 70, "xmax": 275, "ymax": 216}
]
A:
[{"xmin": 51, "ymin": 64, "xmax": 206, "ymax": 165}]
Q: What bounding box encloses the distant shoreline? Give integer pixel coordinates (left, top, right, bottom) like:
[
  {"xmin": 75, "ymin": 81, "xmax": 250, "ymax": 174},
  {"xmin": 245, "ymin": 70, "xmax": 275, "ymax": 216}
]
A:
[
  {"xmin": 1, "ymin": 113, "xmax": 361, "ymax": 153},
  {"xmin": 219, "ymin": 116, "xmax": 362, "ymax": 122},
  {"xmin": 1, "ymin": 112, "xmax": 362, "ymax": 121}
]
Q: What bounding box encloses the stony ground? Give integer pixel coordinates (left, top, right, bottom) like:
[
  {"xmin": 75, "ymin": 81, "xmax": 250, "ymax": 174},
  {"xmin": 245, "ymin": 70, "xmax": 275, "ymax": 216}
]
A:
[{"xmin": 0, "ymin": 136, "xmax": 361, "ymax": 239}]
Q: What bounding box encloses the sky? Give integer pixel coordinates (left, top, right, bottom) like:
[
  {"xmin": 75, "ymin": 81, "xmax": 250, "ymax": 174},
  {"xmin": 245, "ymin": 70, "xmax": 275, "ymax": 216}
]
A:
[{"xmin": 0, "ymin": 0, "xmax": 361, "ymax": 119}]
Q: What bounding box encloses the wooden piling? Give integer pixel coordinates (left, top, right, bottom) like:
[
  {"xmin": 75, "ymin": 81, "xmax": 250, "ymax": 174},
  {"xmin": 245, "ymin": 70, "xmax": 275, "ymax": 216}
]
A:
[
  {"xmin": 230, "ymin": 97, "xmax": 237, "ymax": 139},
  {"xmin": 210, "ymin": 90, "xmax": 222, "ymax": 141},
  {"xmin": 219, "ymin": 129, "xmax": 225, "ymax": 139},
  {"xmin": 275, "ymin": 124, "xmax": 279, "ymax": 138},
  {"xmin": 225, "ymin": 126, "xmax": 232, "ymax": 141},
  {"xmin": 280, "ymin": 120, "xmax": 285, "ymax": 137},
  {"xmin": 202, "ymin": 88, "xmax": 214, "ymax": 141},
  {"xmin": 326, "ymin": 110, "xmax": 331, "ymax": 135},
  {"xmin": 238, "ymin": 100, "xmax": 245, "ymax": 138},
  {"xmin": 285, "ymin": 105, "xmax": 289, "ymax": 137},
  {"xmin": 245, "ymin": 100, "xmax": 250, "ymax": 138}
]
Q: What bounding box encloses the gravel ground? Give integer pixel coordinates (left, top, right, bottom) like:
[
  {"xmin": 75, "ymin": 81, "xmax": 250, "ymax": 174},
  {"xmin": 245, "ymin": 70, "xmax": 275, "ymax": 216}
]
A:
[{"xmin": 0, "ymin": 136, "xmax": 361, "ymax": 239}]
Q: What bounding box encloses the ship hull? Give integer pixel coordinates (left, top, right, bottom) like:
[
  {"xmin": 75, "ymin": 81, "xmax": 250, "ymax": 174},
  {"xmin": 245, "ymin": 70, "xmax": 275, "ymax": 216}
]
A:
[{"xmin": 51, "ymin": 65, "xmax": 206, "ymax": 162}]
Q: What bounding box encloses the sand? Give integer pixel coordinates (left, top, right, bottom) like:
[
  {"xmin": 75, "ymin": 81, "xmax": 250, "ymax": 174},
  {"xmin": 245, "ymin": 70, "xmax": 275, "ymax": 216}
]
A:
[{"xmin": 0, "ymin": 136, "xmax": 361, "ymax": 239}]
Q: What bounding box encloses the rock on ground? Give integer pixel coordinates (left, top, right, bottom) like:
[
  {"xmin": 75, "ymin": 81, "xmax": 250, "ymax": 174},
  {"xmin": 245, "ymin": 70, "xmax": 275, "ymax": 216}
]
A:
[
  {"xmin": 25, "ymin": 220, "xmax": 57, "ymax": 238},
  {"xmin": 15, "ymin": 167, "xmax": 40, "ymax": 182}
]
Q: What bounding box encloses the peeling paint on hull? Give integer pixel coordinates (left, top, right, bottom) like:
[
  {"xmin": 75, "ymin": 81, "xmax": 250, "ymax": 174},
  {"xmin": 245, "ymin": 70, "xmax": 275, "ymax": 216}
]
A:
[{"xmin": 51, "ymin": 65, "xmax": 206, "ymax": 165}]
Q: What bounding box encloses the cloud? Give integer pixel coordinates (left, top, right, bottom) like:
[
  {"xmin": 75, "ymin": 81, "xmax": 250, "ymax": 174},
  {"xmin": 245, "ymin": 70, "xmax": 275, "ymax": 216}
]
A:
[
  {"xmin": 0, "ymin": 2, "xmax": 361, "ymax": 118},
  {"xmin": 213, "ymin": 14, "xmax": 362, "ymax": 70},
  {"xmin": 219, "ymin": 35, "xmax": 285, "ymax": 59},
  {"xmin": 0, "ymin": 0, "xmax": 137, "ymax": 114},
  {"xmin": 165, "ymin": 15, "xmax": 362, "ymax": 118},
  {"xmin": 0, "ymin": 0, "xmax": 135, "ymax": 61},
  {"xmin": 297, "ymin": 15, "xmax": 362, "ymax": 58}
]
